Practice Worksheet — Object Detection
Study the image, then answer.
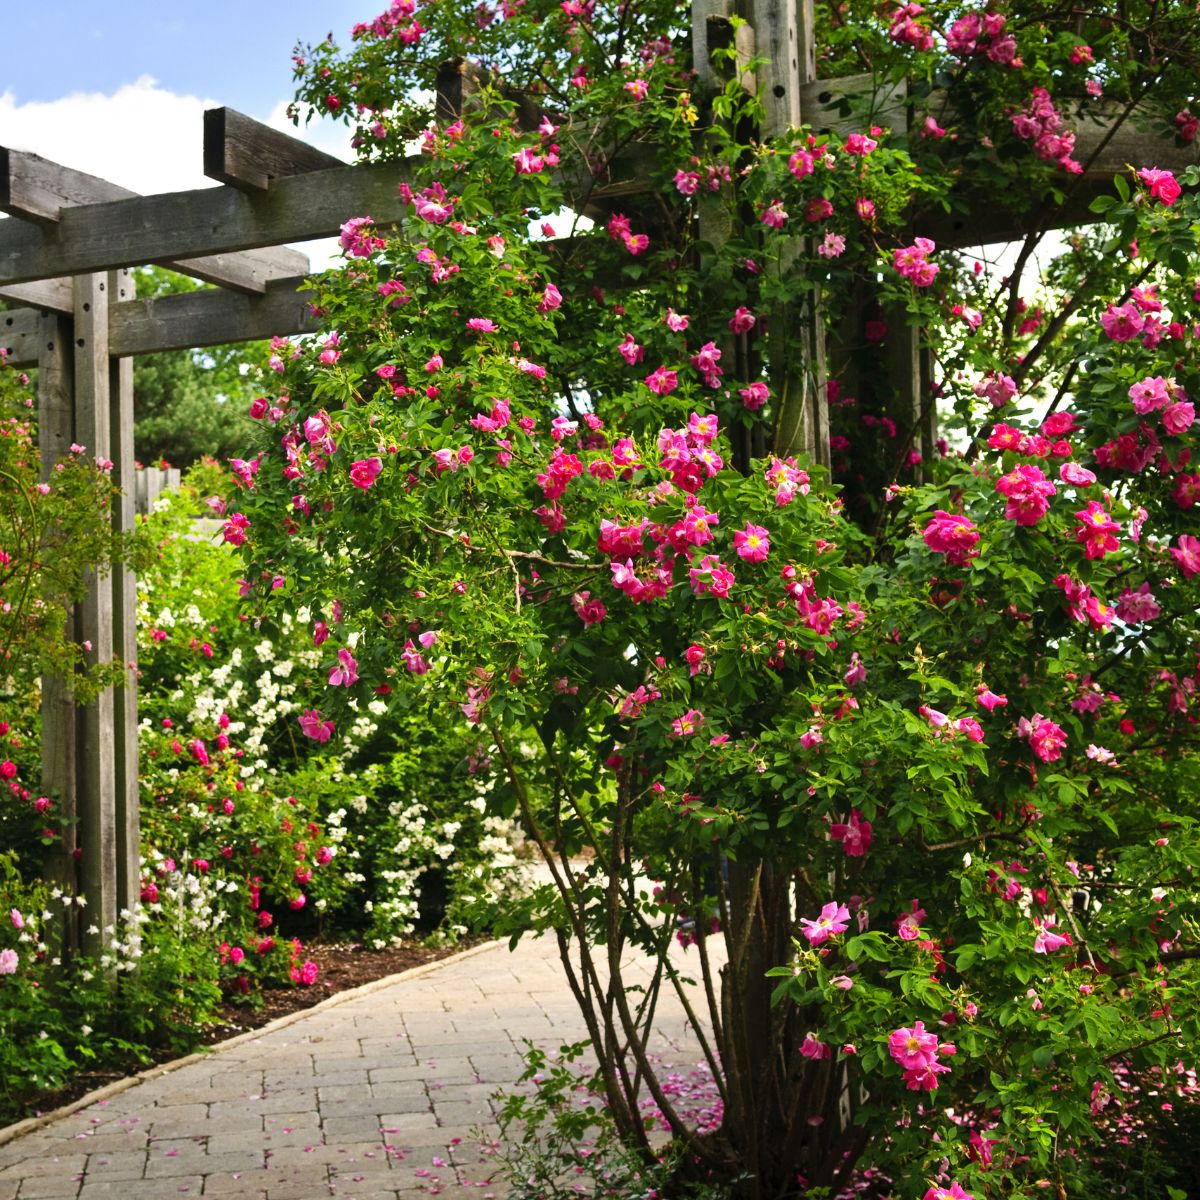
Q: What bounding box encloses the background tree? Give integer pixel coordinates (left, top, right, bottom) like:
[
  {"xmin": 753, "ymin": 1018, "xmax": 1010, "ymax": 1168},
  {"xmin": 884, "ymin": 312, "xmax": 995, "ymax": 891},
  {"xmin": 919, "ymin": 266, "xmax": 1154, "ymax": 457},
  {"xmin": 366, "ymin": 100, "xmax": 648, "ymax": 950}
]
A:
[{"xmin": 131, "ymin": 267, "xmax": 266, "ymax": 468}]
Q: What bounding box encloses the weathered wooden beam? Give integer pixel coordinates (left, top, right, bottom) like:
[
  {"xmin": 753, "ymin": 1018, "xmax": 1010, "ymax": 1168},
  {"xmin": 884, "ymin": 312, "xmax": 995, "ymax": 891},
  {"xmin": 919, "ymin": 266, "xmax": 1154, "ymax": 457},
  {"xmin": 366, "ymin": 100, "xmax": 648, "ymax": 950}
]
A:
[
  {"xmin": 0, "ymin": 162, "xmax": 410, "ymax": 286},
  {"xmin": 435, "ymin": 58, "xmax": 546, "ymax": 131},
  {"xmin": 753, "ymin": 0, "xmax": 802, "ymax": 137},
  {"xmin": 767, "ymin": 0, "xmax": 830, "ymax": 466},
  {"xmin": 0, "ymin": 278, "xmax": 73, "ymax": 312},
  {"xmin": 797, "ymin": 73, "xmax": 908, "ymax": 137},
  {"xmin": 0, "ymin": 148, "xmax": 310, "ymax": 292},
  {"xmin": 4, "ymin": 274, "xmax": 319, "ymax": 363},
  {"xmin": 38, "ymin": 311, "xmax": 80, "ymax": 958},
  {"xmin": 72, "ymin": 273, "xmax": 117, "ymax": 958},
  {"xmin": 923, "ymin": 108, "xmax": 1200, "ymax": 246},
  {"xmin": 203, "ymin": 107, "xmax": 345, "ymax": 191},
  {"xmin": 109, "ymin": 269, "xmax": 139, "ymax": 927},
  {"xmin": 109, "ymin": 274, "xmax": 318, "ymax": 355},
  {"xmin": 0, "ymin": 306, "xmax": 42, "ymax": 366}
]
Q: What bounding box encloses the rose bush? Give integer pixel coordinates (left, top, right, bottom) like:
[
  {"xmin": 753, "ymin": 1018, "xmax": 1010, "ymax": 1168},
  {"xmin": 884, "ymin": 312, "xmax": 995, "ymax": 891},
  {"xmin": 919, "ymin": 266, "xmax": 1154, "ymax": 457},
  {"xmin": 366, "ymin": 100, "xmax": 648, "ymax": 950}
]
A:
[{"xmin": 224, "ymin": 1, "xmax": 1200, "ymax": 1195}]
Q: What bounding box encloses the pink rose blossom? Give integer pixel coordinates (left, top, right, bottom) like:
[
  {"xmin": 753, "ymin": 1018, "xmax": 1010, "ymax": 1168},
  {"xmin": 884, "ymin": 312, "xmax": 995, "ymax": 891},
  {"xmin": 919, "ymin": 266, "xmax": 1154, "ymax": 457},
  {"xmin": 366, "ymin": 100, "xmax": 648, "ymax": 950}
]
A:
[
  {"xmin": 329, "ymin": 648, "xmax": 359, "ymax": 687},
  {"xmin": 800, "ymin": 901, "xmax": 851, "ymax": 946},
  {"xmin": 1138, "ymin": 167, "xmax": 1182, "ymax": 206},
  {"xmin": 298, "ymin": 709, "xmax": 335, "ymax": 743},
  {"xmin": 644, "ymin": 366, "xmax": 679, "ymax": 396},
  {"xmin": 1171, "ymin": 533, "xmax": 1200, "ymax": 578},
  {"xmin": 733, "ymin": 523, "xmax": 770, "ymax": 562},
  {"xmin": 349, "ymin": 456, "xmax": 382, "ymax": 489},
  {"xmin": 1033, "ymin": 918, "xmax": 1072, "ymax": 954},
  {"xmin": 829, "ymin": 809, "xmax": 872, "ymax": 857}
]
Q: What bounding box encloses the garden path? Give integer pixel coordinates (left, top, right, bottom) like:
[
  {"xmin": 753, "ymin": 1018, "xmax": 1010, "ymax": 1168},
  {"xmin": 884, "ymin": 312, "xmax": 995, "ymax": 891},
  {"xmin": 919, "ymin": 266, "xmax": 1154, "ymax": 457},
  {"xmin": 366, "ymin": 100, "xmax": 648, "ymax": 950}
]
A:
[{"xmin": 0, "ymin": 933, "xmax": 717, "ymax": 1200}]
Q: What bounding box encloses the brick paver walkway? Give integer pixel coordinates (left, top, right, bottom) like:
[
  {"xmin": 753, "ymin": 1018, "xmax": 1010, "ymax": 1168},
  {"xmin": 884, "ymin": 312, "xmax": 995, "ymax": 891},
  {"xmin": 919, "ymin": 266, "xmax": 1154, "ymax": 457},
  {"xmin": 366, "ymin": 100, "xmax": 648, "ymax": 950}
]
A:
[{"xmin": 0, "ymin": 935, "xmax": 713, "ymax": 1199}]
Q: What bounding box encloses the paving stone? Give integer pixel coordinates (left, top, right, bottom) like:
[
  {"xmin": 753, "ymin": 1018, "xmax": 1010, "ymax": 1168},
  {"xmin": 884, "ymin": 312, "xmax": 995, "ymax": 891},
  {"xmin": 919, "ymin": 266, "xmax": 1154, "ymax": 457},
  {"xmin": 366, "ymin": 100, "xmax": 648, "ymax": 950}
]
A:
[
  {"xmin": 142, "ymin": 1151, "xmax": 222, "ymax": 1179},
  {"xmin": 76, "ymin": 1177, "xmax": 204, "ymax": 1199},
  {"xmin": 192, "ymin": 1175, "xmax": 268, "ymax": 1198},
  {"xmin": 0, "ymin": 1155, "xmax": 87, "ymax": 1180},
  {"xmin": 13, "ymin": 1175, "xmax": 85, "ymax": 1199},
  {"xmin": 366, "ymin": 1065, "xmax": 431, "ymax": 1085},
  {"xmin": 261, "ymin": 1113, "xmax": 322, "ymax": 1135},
  {"xmin": 252, "ymin": 1176, "xmax": 333, "ymax": 1200},
  {"xmin": 79, "ymin": 1151, "xmax": 148, "ymax": 1181}
]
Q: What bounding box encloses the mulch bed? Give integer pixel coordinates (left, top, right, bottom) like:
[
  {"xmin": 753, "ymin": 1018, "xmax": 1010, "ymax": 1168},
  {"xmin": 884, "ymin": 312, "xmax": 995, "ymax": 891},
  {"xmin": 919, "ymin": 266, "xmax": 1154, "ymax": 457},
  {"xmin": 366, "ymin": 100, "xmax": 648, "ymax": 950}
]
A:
[{"xmin": 4, "ymin": 940, "xmax": 473, "ymax": 1127}]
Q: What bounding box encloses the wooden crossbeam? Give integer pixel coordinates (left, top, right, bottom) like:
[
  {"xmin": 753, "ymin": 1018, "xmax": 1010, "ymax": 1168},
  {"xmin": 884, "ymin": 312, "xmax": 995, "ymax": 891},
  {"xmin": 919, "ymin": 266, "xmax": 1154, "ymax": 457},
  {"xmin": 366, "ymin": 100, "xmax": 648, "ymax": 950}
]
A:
[
  {"xmin": 0, "ymin": 305, "xmax": 41, "ymax": 366},
  {"xmin": 0, "ymin": 162, "xmax": 411, "ymax": 286},
  {"xmin": 204, "ymin": 108, "xmax": 345, "ymax": 191},
  {"xmin": 109, "ymin": 274, "xmax": 318, "ymax": 356},
  {"xmin": 0, "ymin": 277, "xmax": 72, "ymax": 312},
  {"xmin": 3, "ymin": 276, "xmax": 318, "ymax": 364},
  {"xmin": 0, "ymin": 147, "xmax": 310, "ymax": 292}
]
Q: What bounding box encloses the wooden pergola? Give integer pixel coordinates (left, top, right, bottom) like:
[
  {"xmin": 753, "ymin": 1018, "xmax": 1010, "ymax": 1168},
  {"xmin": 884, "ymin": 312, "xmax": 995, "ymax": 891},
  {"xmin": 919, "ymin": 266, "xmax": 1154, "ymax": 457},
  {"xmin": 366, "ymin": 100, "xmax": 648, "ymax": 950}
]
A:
[{"xmin": 1, "ymin": 0, "xmax": 1196, "ymax": 956}]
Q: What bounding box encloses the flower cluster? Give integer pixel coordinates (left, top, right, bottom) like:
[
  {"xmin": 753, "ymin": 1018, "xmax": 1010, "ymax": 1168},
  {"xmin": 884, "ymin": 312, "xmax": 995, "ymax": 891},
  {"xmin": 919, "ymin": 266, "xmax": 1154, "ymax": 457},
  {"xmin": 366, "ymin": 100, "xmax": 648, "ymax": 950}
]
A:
[
  {"xmin": 1011, "ymin": 88, "xmax": 1082, "ymax": 173},
  {"xmin": 888, "ymin": 1020, "xmax": 955, "ymax": 1091}
]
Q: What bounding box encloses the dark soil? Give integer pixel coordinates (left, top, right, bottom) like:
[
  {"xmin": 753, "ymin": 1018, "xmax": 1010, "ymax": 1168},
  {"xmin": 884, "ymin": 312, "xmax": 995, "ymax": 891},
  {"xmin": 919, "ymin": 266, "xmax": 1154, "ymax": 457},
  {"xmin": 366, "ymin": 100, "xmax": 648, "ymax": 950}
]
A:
[{"xmin": 7, "ymin": 940, "xmax": 472, "ymax": 1127}]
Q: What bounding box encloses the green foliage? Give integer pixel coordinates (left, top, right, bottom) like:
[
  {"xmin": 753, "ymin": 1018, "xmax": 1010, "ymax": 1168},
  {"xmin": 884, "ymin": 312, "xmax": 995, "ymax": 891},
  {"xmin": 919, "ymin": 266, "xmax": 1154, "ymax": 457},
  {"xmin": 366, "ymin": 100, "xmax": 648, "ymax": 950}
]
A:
[{"xmin": 0, "ymin": 360, "xmax": 129, "ymax": 699}]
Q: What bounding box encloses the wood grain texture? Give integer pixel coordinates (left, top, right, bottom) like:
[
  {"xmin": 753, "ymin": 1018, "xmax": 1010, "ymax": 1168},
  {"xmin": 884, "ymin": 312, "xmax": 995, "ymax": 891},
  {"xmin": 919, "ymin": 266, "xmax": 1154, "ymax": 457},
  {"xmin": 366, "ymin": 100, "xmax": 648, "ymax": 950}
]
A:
[
  {"xmin": 0, "ymin": 161, "xmax": 410, "ymax": 285},
  {"xmin": 0, "ymin": 278, "xmax": 73, "ymax": 312},
  {"xmin": 37, "ymin": 313, "xmax": 80, "ymax": 957},
  {"xmin": 108, "ymin": 319, "xmax": 140, "ymax": 923},
  {"xmin": 72, "ymin": 274, "xmax": 117, "ymax": 956},
  {"xmin": 0, "ymin": 306, "xmax": 42, "ymax": 367},
  {"xmin": 204, "ymin": 107, "xmax": 345, "ymax": 191},
  {"xmin": 0, "ymin": 147, "xmax": 309, "ymax": 291},
  {"xmin": 752, "ymin": 0, "xmax": 801, "ymax": 138},
  {"xmin": 109, "ymin": 273, "xmax": 318, "ymax": 355}
]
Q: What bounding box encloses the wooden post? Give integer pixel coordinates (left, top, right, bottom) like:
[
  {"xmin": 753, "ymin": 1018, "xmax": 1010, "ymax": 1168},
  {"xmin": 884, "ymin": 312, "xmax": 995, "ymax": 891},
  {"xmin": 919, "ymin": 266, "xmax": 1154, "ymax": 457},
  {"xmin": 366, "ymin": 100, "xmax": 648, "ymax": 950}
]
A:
[
  {"xmin": 110, "ymin": 269, "xmax": 140, "ymax": 927},
  {"xmin": 38, "ymin": 312, "xmax": 80, "ymax": 956},
  {"xmin": 883, "ymin": 303, "xmax": 933, "ymax": 478},
  {"xmin": 72, "ymin": 273, "xmax": 117, "ymax": 957},
  {"xmin": 765, "ymin": 0, "xmax": 830, "ymax": 467}
]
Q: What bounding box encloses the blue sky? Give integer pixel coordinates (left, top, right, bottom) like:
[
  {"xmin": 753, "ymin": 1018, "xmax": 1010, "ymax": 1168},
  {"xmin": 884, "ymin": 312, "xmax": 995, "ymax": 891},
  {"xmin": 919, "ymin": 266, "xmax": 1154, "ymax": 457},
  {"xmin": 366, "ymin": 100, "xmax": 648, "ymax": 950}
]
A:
[
  {"xmin": 3, "ymin": 1, "xmax": 370, "ymax": 117},
  {"xmin": 0, "ymin": 1, "xmax": 374, "ymax": 263}
]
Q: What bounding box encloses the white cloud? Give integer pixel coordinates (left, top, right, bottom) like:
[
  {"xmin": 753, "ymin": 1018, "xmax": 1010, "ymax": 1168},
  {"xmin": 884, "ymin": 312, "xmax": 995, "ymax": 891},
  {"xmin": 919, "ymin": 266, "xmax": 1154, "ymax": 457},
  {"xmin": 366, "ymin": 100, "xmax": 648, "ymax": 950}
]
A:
[
  {"xmin": 1, "ymin": 75, "xmax": 223, "ymax": 195},
  {"xmin": 0, "ymin": 76, "xmax": 355, "ymax": 268}
]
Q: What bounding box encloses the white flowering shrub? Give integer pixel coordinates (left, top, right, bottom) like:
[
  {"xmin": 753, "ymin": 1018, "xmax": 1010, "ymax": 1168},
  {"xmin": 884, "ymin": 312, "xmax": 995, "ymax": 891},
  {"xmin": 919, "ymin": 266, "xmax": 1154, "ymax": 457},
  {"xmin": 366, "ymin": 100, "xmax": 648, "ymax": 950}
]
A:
[{"xmin": 137, "ymin": 473, "xmax": 531, "ymax": 968}]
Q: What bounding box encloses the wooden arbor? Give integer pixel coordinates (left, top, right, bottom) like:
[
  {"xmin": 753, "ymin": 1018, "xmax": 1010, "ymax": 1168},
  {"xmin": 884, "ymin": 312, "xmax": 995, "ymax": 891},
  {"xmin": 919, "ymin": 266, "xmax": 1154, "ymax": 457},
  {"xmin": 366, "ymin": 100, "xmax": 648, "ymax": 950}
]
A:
[{"xmin": 2, "ymin": 5, "xmax": 1198, "ymax": 958}]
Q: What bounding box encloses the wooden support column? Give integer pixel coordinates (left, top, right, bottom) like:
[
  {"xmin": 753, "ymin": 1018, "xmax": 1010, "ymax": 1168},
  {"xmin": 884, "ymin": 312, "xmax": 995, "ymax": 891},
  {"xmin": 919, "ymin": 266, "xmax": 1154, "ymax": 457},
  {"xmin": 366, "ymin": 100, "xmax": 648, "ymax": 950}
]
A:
[
  {"xmin": 73, "ymin": 273, "xmax": 117, "ymax": 957},
  {"xmin": 110, "ymin": 269, "xmax": 140, "ymax": 927},
  {"xmin": 38, "ymin": 312, "xmax": 79, "ymax": 956},
  {"xmin": 883, "ymin": 303, "xmax": 936, "ymax": 479},
  {"xmin": 763, "ymin": 0, "xmax": 830, "ymax": 466}
]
